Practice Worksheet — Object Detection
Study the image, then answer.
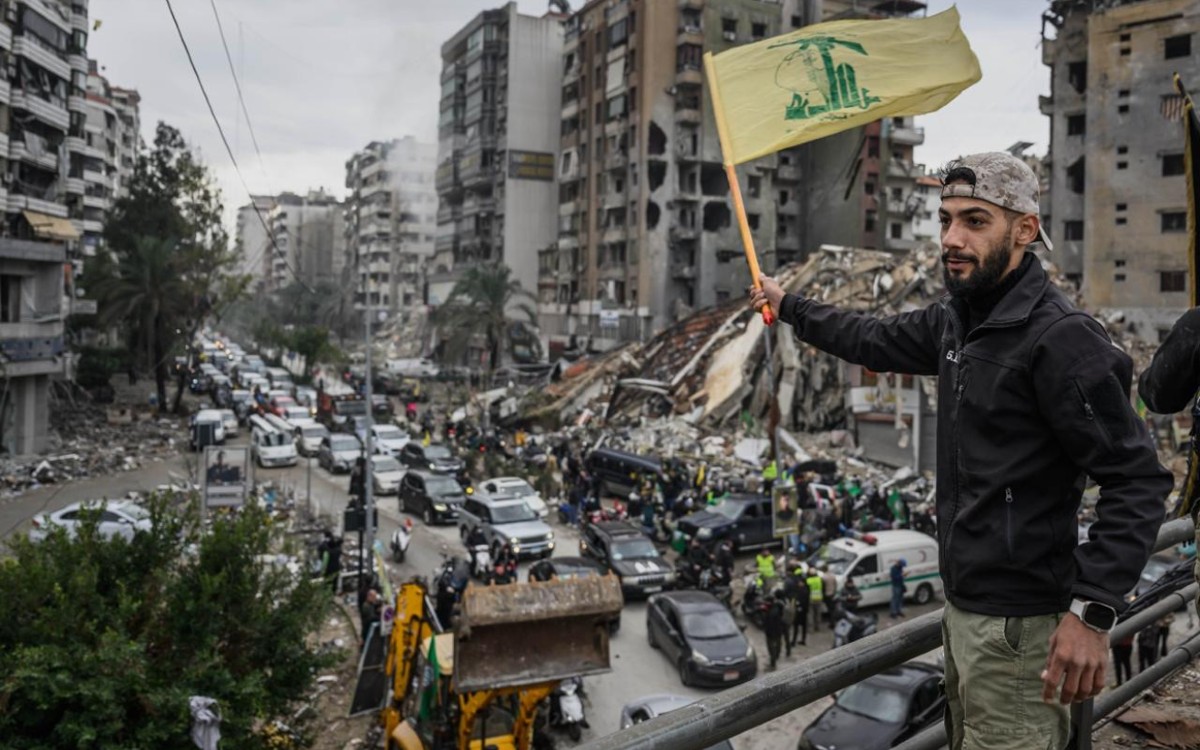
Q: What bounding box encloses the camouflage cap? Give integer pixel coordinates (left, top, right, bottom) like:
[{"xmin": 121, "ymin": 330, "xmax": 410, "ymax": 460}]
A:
[{"xmin": 940, "ymin": 152, "xmax": 1053, "ymax": 251}]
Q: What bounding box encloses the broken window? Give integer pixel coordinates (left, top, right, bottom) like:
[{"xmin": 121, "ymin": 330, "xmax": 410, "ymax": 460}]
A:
[
  {"xmin": 703, "ymin": 202, "xmax": 731, "ymax": 231},
  {"xmin": 646, "ymin": 200, "xmax": 660, "ymax": 229},
  {"xmin": 779, "ymin": 190, "xmax": 789, "ymax": 204},
  {"xmin": 1165, "ymin": 34, "xmax": 1191, "ymax": 60},
  {"xmin": 747, "ymin": 175, "xmax": 761, "ymax": 198},
  {"xmin": 1067, "ymin": 61, "xmax": 1087, "ymax": 94},
  {"xmin": 648, "ymin": 160, "xmax": 666, "ymax": 190},
  {"xmin": 747, "ymin": 213, "xmax": 760, "ymax": 231},
  {"xmin": 865, "ymin": 210, "xmax": 876, "ymax": 234},
  {"xmin": 1162, "ymin": 211, "xmax": 1186, "ymax": 233},
  {"xmin": 751, "ymin": 22, "xmax": 766, "ymax": 40},
  {"xmin": 0, "ymin": 275, "xmax": 21, "ymax": 323},
  {"xmin": 1066, "ymin": 157, "xmax": 1085, "ymax": 194},
  {"xmin": 1064, "ymin": 220, "xmax": 1084, "ymax": 241},
  {"xmin": 1066, "ymin": 114, "xmax": 1085, "ymax": 136},
  {"xmin": 700, "ymin": 163, "xmax": 728, "ymax": 196},
  {"xmin": 1117, "ymin": 145, "xmax": 1127, "ymax": 154},
  {"xmin": 1161, "ymin": 271, "xmax": 1186, "ymax": 292},
  {"xmin": 648, "ymin": 122, "xmax": 666, "ymax": 156},
  {"xmin": 1117, "ymin": 104, "xmax": 1129, "ymax": 114},
  {"xmin": 1163, "ymin": 153, "xmax": 1185, "ymax": 176}
]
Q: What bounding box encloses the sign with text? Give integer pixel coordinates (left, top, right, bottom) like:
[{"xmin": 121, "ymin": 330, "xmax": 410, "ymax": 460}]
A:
[
  {"xmin": 771, "ymin": 484, "xmax": 801, "ymax": 538},
  {"xmin": 507, "ymin": 150, "xmax": 555, "ymax": 181}
]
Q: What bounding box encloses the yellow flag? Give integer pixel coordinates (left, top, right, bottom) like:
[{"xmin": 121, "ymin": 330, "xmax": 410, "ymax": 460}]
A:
[{"xmin": 705, "ymin": 7, "xmax": 981, "ymax": 165}]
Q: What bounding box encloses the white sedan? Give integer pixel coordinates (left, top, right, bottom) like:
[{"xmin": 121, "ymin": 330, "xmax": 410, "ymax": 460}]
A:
[
  {"xmin": 479, "ymin": 476, "xmax": 549, "ymax": 518},
  {"xmin": 29, "ymin": 500, "xmax": 153, "ymax": 542},
  {"xmin": 371, "ymin": 455, "xmax": 407, "ymax": 496},
  {"xmin": 370, "ymin": 424, "xmax": 412, "ymax": 456}
]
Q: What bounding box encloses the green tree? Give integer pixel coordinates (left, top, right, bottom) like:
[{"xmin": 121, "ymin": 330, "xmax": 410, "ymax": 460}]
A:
[
  {"xmin": 84, "ymin": 122, "xmax": 247, "ymax": 412},
  {"xmin": 432, "ymin": 263, "xmax": 537, "ymax": 378},
  {"xmin": 0, "ymin": 498, "xmax": 335, "ymax": 749},
  {"xmin": 288, "ymin": 325, "xmax": 337, "ymax": 380}
]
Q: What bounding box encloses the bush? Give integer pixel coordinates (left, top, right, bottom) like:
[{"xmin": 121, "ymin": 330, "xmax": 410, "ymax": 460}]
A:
[
  {"xmin": 0, "ymin": 497, "xmax": 336, "ymax": 749},
  {"xmin": 75, "ymin": 346, "xmax": 128, "ymax": 389}
]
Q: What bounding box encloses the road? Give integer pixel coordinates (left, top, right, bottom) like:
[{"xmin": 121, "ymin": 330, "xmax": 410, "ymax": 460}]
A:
[{"xmin": 0, "ymin": 424, "xmax": 945, "ymax": 749}]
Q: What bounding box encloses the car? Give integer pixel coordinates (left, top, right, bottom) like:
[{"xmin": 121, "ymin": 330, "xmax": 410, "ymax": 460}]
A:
[
  {"xmin": 229, "ymin": 389, "xmax": 253, "ymax": 423},
  {"xmin": 619, "ymin": 695, "xmax": 733, "ymax": 749},
  {"xmin": 479, "ymin": 476, "xmax": 548, "ymax": 518},
  {"xmin": 296, "ymin": 423, "xmax": 330, "ymax": 457},
  {"xmin": 318, "ymin": 433, "xmax": 363, "ymax": 474},
  {"xmin": 528, "ymin": 556, "xmax": 622, "ymax": 631},
  {"xmin": 371, "ymin": 455, "xmax": 406, "ymax": 496},
  {"xmin": 798, "ymin": 662, "xmax": 946, "ymax": 750},
  {"xmin": 399, "ymin": 470, "xmax": 467, "ymax": 525},
  {"xmin": 293, "ymin": 386, "xmax": 318, "ymax": 408},
  {"xmin": 677, "ymin": 493, "xmax": 778, "ymax": 551},
  {"xmin": 457, "ymin": 494, "xmax": 555, "ymax": 560},
  {"xmin": 29, "ymin": 500, "xmax": 153, "ymax": 542},
  {"xmin": 190, "ymin": 409, "xmax": 227, "ymax": 448},
  {"xmin": 282, "ymin": 405, "xmax": 315, "ymax": 427},
  {"xmin": 370, "ymin": 424, "xmax": 412, "ymax": 456},
  {"xmin": 266, "ymin": 395, "xmax": 297, "ymax": 417},
  {"xmin": 646, "ymin": 590, "xmax": 756, "ymax": 688},
  {"xmin": 585, "ymin": 447, "xmax": 664, "ymax": 499},
  {"xmin": 217, "ymin": 409, "xmax": 239, "ymax": 438},
  {"xmin": 400, "ymin": 441, "xmax": 464, "ymax": 475},
  {"xmin": 580, "ymin": 521, "xmax": 676, "ymax": 598}
]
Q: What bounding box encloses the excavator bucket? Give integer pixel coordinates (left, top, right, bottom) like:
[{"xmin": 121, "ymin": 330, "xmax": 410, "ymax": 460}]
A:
[{"xmin": 454, "ymin": 574, "xmax": 623, "ymax": 692}]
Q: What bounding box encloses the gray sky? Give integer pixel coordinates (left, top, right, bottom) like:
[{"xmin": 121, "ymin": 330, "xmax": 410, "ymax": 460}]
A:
[{"xmin": 89, "ymin": 0, "xmax": 1050, "ymax": 229}]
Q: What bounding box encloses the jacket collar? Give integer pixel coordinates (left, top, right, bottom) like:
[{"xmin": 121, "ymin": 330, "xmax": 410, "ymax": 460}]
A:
[{"xmin": 945, "ymin": 253, "xmax": 1050, "ymax": 331}]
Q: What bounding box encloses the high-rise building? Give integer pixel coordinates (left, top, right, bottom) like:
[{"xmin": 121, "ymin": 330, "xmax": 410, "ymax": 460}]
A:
[
  {"xmin": 266, "ymin": 190, "xmax": 344, "ymax": 293},
  {"xmin": 344, "ymin": 137, "xmax": 438, "ymax": 313},
  {"xmin": 72, "ymin": 60, "xmax": 127, "ymax": 257},
  {"xmin": 235, "ymin": 195, "xmax": 275, "ymax": 291},
  {"xmin": 433, "ymin": 3, "xmax": 564, "ymax": 308},
  {"xmin": 0, "ymin": 0, "xmax": 97, "ymax": 454},
  {"xmin": 1041, "ymin": 0, "xmax": 1198, "ymax": 338},
  {"xmin": 109, "ymin": 84, "xmax": 140, "ymax": 200}
]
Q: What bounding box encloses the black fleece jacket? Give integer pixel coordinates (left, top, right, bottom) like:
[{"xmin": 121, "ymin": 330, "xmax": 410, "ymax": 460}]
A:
[{"xmin": 778, "ymin": 256, "xmax": 1171, "ymax": 615}]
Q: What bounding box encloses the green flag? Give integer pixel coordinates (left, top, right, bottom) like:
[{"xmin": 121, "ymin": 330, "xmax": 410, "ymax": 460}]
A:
[{"xmin": 417, "ymin": 636, "xmax": 440, "ymax": 722}]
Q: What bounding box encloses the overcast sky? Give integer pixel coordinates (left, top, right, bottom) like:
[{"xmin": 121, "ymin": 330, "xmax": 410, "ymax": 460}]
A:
[{"xmin": 89, "ymin": 0, "xmax": 1051, "ymax": 230}]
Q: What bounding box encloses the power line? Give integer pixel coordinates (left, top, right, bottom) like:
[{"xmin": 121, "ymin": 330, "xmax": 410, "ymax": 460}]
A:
[
  {"xmin": 209, "ymin": 0, "xmax": 267, "ymax": 178},
  {"xmin": 162, "ymin": 0, "xmax": 313, "ymax": 296}
]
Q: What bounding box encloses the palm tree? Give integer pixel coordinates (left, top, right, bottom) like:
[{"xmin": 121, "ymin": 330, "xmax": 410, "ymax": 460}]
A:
[
  {"xmin": 432, "ymin": 262, "xmax": 537, "ymax": 393},
  {"xmin": 90, "ymin": 235, "xmax": 188, "ymax": 411}
]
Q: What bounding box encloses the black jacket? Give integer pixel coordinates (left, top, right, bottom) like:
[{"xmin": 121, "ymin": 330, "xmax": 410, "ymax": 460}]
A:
[
  {"xmin": 779, "ymin": 257, "xmax": 1170, "ymax": 616},
  {"xmin": 1138, "ymin": 307, "xmax": 1200, "ymax": 414}
]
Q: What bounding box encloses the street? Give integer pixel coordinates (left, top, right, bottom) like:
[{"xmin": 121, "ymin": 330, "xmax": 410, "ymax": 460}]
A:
[{"xmin": 0, "ymin": 424, "xmax": 945, "ymax": 748}]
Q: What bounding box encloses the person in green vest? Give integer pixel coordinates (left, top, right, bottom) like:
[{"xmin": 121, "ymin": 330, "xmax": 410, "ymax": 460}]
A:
[
  {"xmin": 762, "ymin": 459, "xmax": 778, "ymax": 494},
  {"xmin": 756, "ymin": 549, "xmax": 776, "ymax": 583},
  {"xmin": 806, "ymin": 567, "xmax": 824, "ymax": 632},
  {"xmin": 887, "ymin": 488, "xmax": 910, "ymax": 528}
]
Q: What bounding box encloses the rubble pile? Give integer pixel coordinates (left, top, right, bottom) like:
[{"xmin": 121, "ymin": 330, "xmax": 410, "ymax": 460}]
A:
[{"xmin": 0, "ymin": 400, "xmax": 181, "ymax": 495}]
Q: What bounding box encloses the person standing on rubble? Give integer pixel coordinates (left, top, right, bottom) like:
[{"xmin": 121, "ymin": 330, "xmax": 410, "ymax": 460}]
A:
[{"xmin": 750, "ymin": 151, "xmax": 1170, "ymax": 750}]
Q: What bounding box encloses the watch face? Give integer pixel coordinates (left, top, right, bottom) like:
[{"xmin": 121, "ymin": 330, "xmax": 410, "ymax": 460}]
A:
[{"xmin": 1084, "ymin": 603, "xmax": 1117, "ymax": 630}]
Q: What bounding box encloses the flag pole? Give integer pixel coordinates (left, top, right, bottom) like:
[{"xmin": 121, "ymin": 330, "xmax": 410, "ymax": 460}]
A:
[
  {"xmin": 704, "ymin": 51, "xmax": 774, "ymax": 326},
  {"xmin": 1175, "ymin": 73, "xmax": 1198, "ymax": 308}
]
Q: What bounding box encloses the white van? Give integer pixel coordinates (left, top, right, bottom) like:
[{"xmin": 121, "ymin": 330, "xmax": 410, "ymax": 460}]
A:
[
  {"xmin": 809, "ymin": 530, "xmax": 942, "ymax": 609},
  {"xmin": 248, "ymin": 415, "xmax": 298, "ymax": 468},
  {"xmin": 265, "ymin": 367, "xmax": 294, "ymax": 391}
]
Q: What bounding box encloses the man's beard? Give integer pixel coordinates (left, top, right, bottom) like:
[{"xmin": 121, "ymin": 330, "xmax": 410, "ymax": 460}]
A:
[{"xmin": 942, "ymin": 236, "xmax": 1013, "ymax": 299}]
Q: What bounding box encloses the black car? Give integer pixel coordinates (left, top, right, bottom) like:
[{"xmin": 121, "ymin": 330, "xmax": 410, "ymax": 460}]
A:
[
  {"xmin": 528, "ymin": 556, "xmax": 622, "ymax": 631},
  {"xmin": 580, "ymin": 521, "xmax": 676, "ymax": 598},
  {"xmin": 400, "ymin": 442, "xmax": 465, "ymax": 475},
  {"xmin": 798, "ymin": 662, "xmax": 945, "ymax": 750},
  {"xmin": 646, "ymin": 590, "xmax": 756, "ymax": 688},
  {"xmin": 585, "ymin": 448, "xmax": 663, "ymax": 499},
  {"xmin": 677, "ymin": 494, "xmax": 778, "ymax": 551},
  {"xmin": 399, "ymin": 470, "xmax": 466, "ymax": 525}
]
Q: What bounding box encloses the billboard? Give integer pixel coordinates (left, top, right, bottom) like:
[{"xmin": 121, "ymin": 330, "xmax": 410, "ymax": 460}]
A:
[
  {"xmin": 771, "ymin": 484, "xmax": 801, "ymax": 539},
  {"xmin": 203, "ymin": 446, "xmax": 250, "ymax": 509},
  {"xmin": 507, "ymin": 150, "xmax": 555, "ymax": 181}
]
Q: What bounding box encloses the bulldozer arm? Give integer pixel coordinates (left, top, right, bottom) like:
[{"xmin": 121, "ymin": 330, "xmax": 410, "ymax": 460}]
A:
[
  {"xmin": 454, "ymin": 574, "xmax": 623, "ymax": 692},
  {"xmin": 383, "ymin": 581, "xmax": 438, "ymax": 746}
]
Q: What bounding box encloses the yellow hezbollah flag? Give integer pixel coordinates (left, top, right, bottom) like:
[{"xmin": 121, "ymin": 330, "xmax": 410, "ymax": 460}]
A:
[{"xmin": 705, "ymin": 7, "xmax": 981, "ymax": 165}]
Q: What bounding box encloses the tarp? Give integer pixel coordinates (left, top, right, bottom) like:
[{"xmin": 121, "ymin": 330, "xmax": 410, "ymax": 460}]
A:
[{"xmin": 23, "ymin": 210, "xmax": 80, "ymax": 241}]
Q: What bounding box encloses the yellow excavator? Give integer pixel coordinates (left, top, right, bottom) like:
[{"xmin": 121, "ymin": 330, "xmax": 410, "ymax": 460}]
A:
[{"xmin": 382, "ymin": 574, "xmax": 623, "ymax": 750}]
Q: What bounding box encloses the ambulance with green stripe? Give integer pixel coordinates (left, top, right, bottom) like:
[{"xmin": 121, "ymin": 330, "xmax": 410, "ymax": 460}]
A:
[{"xmin": 809, "ymin": 529, "xmax": 942, "ymax": 608}]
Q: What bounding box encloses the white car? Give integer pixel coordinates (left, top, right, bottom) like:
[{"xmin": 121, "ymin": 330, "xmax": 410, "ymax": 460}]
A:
[
  {"xmin": 282, "ymin": 405, "xmax": 315, "ymax": 427},
  {"xmin": 297, "ymin": 423, "xmax": 330, "ymax": 457},
  {"xmin": 29, "ymin": 500, "xmax": 153, "ymax": 542},
  {"xmin": 479, "ymin": 476, "xmax": 549, "ymax": 519},
  {"xmin": 294, "ymin": 386, "xmax": 318, "ymax": 408},
  {"xmin": 371, "ymin": 455, "xmax": 407, "ymax": 496},
  {"xmin": 371, "ymin": 424, "xmax": 412, "ymax": 456},
  {"xmin": 192, "ymin": 409, "xmax": 227, "ymax": 445},
  {"xmin": 217, "ymin": 409, "xmax": 239, "ymax": 438}
]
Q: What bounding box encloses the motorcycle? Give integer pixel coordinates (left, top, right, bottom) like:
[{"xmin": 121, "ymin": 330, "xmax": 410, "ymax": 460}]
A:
[
  {"xmin": 547, "ymin": 676, "xmax": 588, "ymax": 742},
  {"xmin": 433, "ymin": 551, "xmax": 471, "ymax": 630},
  {"xmin": 390, "ymin": 519, "xmax": 413, "ymax": 563},
  {"xmin": 469, "ymin": 544, "xmax": 493, "ymax": 582},
  {"xmin": 697, "ymin": 567, "xmax": 733, "ymax": 609},
  {"xmin": 831, "ymin": 599, "xmax": 878, "ymax": 648}
]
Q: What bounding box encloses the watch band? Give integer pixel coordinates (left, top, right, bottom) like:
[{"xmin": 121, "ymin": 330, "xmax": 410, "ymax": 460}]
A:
[{"xmin": 1070, "ymin": 598, "xmax": 1117, "ymax": 632}]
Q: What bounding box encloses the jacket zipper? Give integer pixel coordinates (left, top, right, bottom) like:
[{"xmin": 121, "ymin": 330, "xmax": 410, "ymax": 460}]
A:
[
  {"xmin": 1073, "ymin": 380, "xmax": 1113, "ymax": 451},
  {"xmin": 1005, "ymin": 487, "xmax": 1014, "ymax": 559},
  {"xmin": 942, "ymin": 301, "xmax": 967, "ymax": 594}
]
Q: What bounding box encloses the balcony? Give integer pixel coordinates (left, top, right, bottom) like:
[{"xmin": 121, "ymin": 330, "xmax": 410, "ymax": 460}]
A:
[
  {"xmin": 1039, "ymin": 93, "xmax": 1054, "ymax": 116},
  {"xmin": 886, "ymin": 159, "xmax": 924, "ymax": 179},
  {"xmin": 602, "ymin": 192, "xmax": 626, "ymax": 210},
  {"xmin": 82, "ymin": 168, "xmax": 109, "ymax": 187},
  {"xmin": 11, "ymin": 89, "xmax": 69, "ymax": 131},
  {"xmin": 82, "ymin": 218, "xmax": 103, "ymax": 233},
  {"xmin": 65, "ymin": 134, "xmax": 85, "ymax": 153},
  {"xmin": 67, "ymin": 52, "xmax": 87, "ymax": 72},
  {"xmin": 0, "ymin": 79, "xmax": 10, "ymax": 106},
  {"xmin": 676, "ymin": 66, "xmax": 703, "ymax": 87},
  {"xmin": 670, "ymin": 226, "xmax": 698, "ymax": 242},
  {"xmin": 67, "ymin": 94, "xmax": 86, "ymax": 113},
  {"xmin": 0, "ymin": 131, "xmax": 9, "ymax": 156},
  {"xmin": 602, "ymin": 226, "xmax": 627, "ymax": 243},
  {"xmin": 0, "ymin": 24, "xmax": 11, "ymax": 51},
  {"xmin": 13, "ymin": 36, "xmax": 70, "ymax": 80},
  {"xmin": 888, "ymin": 125, "xmax": 925, "ymax": 146},
  {"xmin": 676, "ymin": 106, "xmax": 703, "ymax": 125},
  {"xmin": 1041, "ymin": 36, "xmax": 1057, "ymax": 66},
  {"xmin": 11, "ymin": 140, "xmax": 59, "ymax": 172},
  {"xmin": 607, "ymin": 152, "xmax": 628, "ymax": 171},
  {"xmin": 679, "ymin": 0, "xmax": 704, "ymax": 10},
  {"xmin": 677, "ymin": 27, "xmax": 704, "ymax": 47},
  {"xmin": 9, "ymin": 193, "xmax": 68, "ymax": 218},
  {"xmin": 70, "ymin": 8, "xmax": 88, "ymax": 32},
  {"xmin": 561, "ymin": 99, "xmax": 579, "ymax": 120},
  {"xmin": 27, "ymin": 0, "xmax": 71, "ymax": 32},
  {"xmin": 776, "ymin": 162, "xmax": 800, "ymax": 181},
  {"xmin": 671, "ymin": 263, "xmax": 697, "ymax": 280},
  {"xmin": 559, "ymin": 199, "xmax": 580, "ymax": 216}
]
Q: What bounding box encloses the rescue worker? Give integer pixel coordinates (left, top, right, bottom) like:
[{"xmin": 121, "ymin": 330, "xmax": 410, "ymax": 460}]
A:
[
  {"xmin": 764, "ymin": 595, "xmax": 786, "ymax": 670},
  {"xmin": 762, "ymin": 458, "xmax": 779, "ymax": 494},
  {"xmin": 806, "ymin": 567, "xmax": 824, "ymax": 633},
  {"xmin": 755, "ymin": 549, "xmax": 776, "ymax": 584}
]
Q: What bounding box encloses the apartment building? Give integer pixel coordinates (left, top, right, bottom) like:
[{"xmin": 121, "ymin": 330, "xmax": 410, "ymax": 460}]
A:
[
  {"xmin": 1042, "ymin": 0, "xmax": 1198, "ymax": 337},
  {"xmin": 69, "ymin": 59, "xmax": 133, "ymax": 257},
  {"xmin": 344, "ymin": 136, "xmax": 438, "ymax": 313},
  {"xmin": 0, "ymin": 0, "xmax": 97, "ymax": 454},
  {"xmin": 539, "ymin": 0, "xmax": 785, "ymax": 352},
  {"xmin": 235, "ymin": 195, "xmax": 274, "ymax": 291},
  {"xmin": 266, "ymin": 190, "xmax": 344, "ymax": 292},
  {"xmin": 433, "ymin": 2, "xmax": 563, "ymax": 308}
]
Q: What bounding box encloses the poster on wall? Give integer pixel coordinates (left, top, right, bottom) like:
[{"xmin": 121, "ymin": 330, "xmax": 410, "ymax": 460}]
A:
[{"xmin": 203, "ymin": 446, "xmax": 250, "ymax": 509}]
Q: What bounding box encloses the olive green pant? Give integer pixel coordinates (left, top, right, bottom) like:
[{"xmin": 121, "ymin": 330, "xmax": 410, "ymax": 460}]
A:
[
  {"xmin": 942, "ymin": 602, "xmax": 1070, "ymax": 750},
  {"xmin": 1195, "ymin": 522, "xmax": 1200, "ymax": 622}
]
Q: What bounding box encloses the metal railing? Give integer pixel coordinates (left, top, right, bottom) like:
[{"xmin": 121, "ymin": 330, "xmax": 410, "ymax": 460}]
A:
[{"xmin": 582, "ymin": 517, "xmax": 1196, "ymax": 750}]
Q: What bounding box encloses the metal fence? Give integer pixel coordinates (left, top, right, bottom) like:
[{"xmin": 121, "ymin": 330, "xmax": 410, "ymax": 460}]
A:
[{"xmin": 581, "ymin": 517, "xmax": 1196, "ymax": 750}]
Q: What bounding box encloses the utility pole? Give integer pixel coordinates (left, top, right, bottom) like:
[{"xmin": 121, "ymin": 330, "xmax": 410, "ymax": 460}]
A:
[{"xmin": 362, "ymin": 293, "xmax": 377, "ymax": 600}]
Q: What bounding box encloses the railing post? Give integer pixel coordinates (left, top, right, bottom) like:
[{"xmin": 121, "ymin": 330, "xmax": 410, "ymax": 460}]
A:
[{"xmin": 1068, "ymin": 700, "xmax": 1093, "ymax": 750}]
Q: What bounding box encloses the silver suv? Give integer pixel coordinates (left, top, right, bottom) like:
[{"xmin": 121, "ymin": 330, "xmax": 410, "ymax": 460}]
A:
[{"xmin": 457, "ymin": 494, "xmax": 555, "ymax": 560}]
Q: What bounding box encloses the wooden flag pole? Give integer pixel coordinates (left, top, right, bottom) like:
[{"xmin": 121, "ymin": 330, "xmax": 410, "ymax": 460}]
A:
[{"xmin": 704, "ymin": 51, "xmax": 774, "ymax": 326}]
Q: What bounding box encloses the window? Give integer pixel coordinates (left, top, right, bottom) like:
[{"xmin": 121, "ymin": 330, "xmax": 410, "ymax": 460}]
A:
[
  {"xmin": 677, "ymin": 44, "xmax": 702, "ymax": 71},
  {"xmin": 747, "ymin": 175, "xmax": 761, "ymax": 198},
  {"xmin": 1118, "ymin": 89, "xmax": 1130, "ymax": 98},
  {"xmin": 747, "ymin": 213, "xmax": 760, "ymax": 231},
  {"xmin": 849, "ymin": 554, "xmax": 878, "ymax": 576},
  {"xmin": 1165, "ymin": 34, "xmax": 1191, "ymax": 60},
  {"xmin": 1116, "ymin": 217, "xmax": 1127, "ymax": 226},
  {"xmin": 1117, "ymin": 161, "xmax": 1128, "ymax": 170},
  {"xmin": 1119, "ymin": 33, "xmax": 1131, "ymax": 42},
  {"xmin": 1064, "ymin": 220, "xmax": 1084, "ymax": 241},
  {"xmin": 791, "ymin": 14, "xmax": 802, "ymax": 27},
  {"xmin": 722, "ymin": 18, "xmax": 737, "ymax": 34},
  {"xmin": 890, "ymin": 223, "xmax": 903, "ymax": 239},
  {"xmin": 1067, "ymin": 61, "xmax": 1087, "ymax": 93},
  {"xmin": 1115, "ymin": 260, "xmax": 1126, "ymax": 268},
  {"xmin": 1162, "ymin": 211, "xmax": 1187, "ymax": 232},
  {"xmin": 1115, "ymin": 273, "xmax": 1126, "ymax": 282},
  {"xmin": 751, "ymin": 22, "xmax": 766, "ymax": 40},
  {"xmin": 1117, "ymin": 145, "xmax": 1128, "ymax": 155},
  {"xmin": 1117, "ymin": 104, "xmax": 1129, "ymax": 114},
  {"xmin": 865, "ymin": 210, "xmax": 877, "ymax": 234},
  {"xmin": 1163, "ymin": 153, "xmax": 1185, "ymax": 176},
  {"xmin": 1067, "ymin": 114, "xmax": 1086, "ymax": 136},
  {"xmin": 779, "ymin": 190, "xmax": 789, "ymax": 204},
  {"xmin": 607, "ymin": 18, "xmax": 629, "ymax": 49},
  {"xmin": 1161, "ymin": 271, "xmax": 1187, "ymax": 293},
  {"xmin": 1116, "ymin": 203, "xmax": 1127, "ymax": 211},
  {"xmin": 0, "ymin": 275, "xmax": 21, "ymax": 323}
]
